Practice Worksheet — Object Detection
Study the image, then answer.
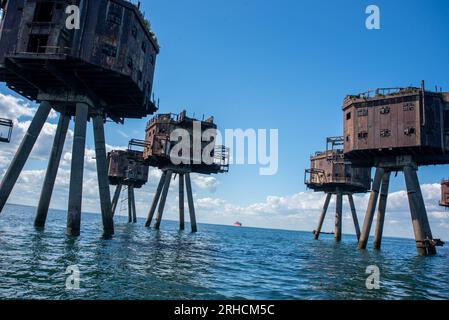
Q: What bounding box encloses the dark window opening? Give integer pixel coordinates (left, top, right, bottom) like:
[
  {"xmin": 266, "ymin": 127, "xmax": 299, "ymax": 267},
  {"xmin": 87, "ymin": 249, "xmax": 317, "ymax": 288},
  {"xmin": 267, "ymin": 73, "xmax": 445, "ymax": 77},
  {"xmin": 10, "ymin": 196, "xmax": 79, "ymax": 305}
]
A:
[
  {"xmin": 358, "ymin": 131, "xmax": 368, "ymax": 139},
  {"xmin": 127, "ymin": 56, "xmax": 133, "ymax": 69},
  {"xmin": 27, "ymin": 35, "xmax": 49, "ymax": 53},
  {"xmin": 101, "ymin": 43, "xmax": 117, "ymax": 57},
  {"xmin": 380, "ymin": 106, "xmax": 391, "ymax": 115},
  {"xmin": 403, "ymin": 102, "xmax": 415, "ymax": 111},
  {"xmin": 107, "ymin": 11, "xmax": 121, "ymax": 25},
  {"xmin": 357, "ymin": 108, "xmax": 368, "ymax": 117},
  {"xmin": 33, "ymin": 2, "xmax": 54, "ymax": 23},
  {"xmin": 346, "ymin": 135, "xmax": 350, "ymax": 142},
  {"xmin": 404, "ymin": 127, "xmax": 416, "ymax": 136},
  {"xmin": 131, "ymin": 26, "xmax": 138, "ymax": 38},
  {"xmin": 346, "ymin": 112, "xmax": 351, "ymax": 120},
  {"xmin": 380, "ymin": 129, "xmax": 391, "ymax": 137}
]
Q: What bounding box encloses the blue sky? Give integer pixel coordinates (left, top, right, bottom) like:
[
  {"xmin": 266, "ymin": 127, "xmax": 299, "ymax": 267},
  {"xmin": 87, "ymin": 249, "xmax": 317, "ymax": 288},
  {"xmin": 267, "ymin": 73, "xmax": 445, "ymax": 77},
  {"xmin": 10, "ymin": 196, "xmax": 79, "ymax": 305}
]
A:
[
  {"xmin": 1, "ymin": 0, "xmax": 449, "ymax": 238},
  {"xmin": 143, "ymin": 0, "xmax": 449, "ymax": 202}
]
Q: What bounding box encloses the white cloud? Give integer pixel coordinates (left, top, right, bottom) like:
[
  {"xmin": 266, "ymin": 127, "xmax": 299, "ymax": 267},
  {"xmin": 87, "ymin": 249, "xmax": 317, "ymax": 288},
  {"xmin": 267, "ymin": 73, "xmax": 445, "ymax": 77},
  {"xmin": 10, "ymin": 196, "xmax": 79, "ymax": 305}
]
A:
[
  {"xmin": 1, "ymin": 92, "xmax": 448, "ymax": 241},
  {"xmin": 192, "ymin": 175, "xmax": 219, "ymax": 193},
  {"xmin": 0, "ymin": 93, "xmax": 36, "ymax": 119}
]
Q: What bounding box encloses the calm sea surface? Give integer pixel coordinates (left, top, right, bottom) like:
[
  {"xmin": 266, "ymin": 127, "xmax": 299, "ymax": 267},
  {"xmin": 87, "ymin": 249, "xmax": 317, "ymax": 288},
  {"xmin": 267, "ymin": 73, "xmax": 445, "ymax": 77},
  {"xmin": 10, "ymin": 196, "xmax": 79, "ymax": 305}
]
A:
[{"xmin": 0, "ymin": 204, "xmax": 448, "ymax": 300}]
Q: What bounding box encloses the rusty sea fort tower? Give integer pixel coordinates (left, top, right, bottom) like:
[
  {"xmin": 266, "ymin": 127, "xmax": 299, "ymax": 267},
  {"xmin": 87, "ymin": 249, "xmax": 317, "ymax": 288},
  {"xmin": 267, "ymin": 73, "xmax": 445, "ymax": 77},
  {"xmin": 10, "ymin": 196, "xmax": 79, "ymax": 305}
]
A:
[
  {"xmin": 129, "ymin": 110, "xmax": 230, "ymax": 233},
  {"xmin": 107, "ymin": 148, "xmax": 149, "ymax": 223},
  {"xmin": 343, "ymin": 82, "xmax": 448, "ymax": 256},
  {"xmin": 305, "ymin": 136, "xmax": 371, "ymax": 242},
  {"xmin": 0, "ymin": 0, "xmax": 159, "ymax": 237}
]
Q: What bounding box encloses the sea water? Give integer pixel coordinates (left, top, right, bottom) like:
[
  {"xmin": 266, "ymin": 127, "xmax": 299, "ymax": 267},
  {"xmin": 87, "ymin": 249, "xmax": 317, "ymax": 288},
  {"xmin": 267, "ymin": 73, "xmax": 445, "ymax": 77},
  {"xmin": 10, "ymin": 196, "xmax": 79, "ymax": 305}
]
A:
[{"xmin": 0, "ymin": 204, "xmax": 448, "ymax": 300}]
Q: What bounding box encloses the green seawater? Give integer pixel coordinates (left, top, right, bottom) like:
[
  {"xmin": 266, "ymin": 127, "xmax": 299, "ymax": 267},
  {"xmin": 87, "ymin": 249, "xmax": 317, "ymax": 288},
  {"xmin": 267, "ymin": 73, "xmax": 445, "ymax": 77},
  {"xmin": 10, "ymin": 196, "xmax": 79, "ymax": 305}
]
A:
[{"xmin": 0, "ymin": 204, "xmax": 448, "ymax": 300}]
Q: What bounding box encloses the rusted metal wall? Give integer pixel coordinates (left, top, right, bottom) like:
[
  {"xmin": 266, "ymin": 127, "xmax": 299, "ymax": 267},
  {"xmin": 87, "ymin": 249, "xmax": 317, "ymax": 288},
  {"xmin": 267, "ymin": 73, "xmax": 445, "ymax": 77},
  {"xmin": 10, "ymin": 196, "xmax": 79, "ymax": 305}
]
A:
[
  {"xmin": 108, "ymin": 150, "xmax": 149, "ymax": 187},
  {"xmin": 0, "ymin": 0, "xmax": 26, "ymax": 61},
  {"xmin": 343, "ymin": 87, "xmax": 449, "ymax": 159},
  {"xmin": 14, "ymin": 0, "xmax": 74, "ymax": 54},
  {"xmin": 142, "ymin": 111, "xmax": 228, "ymax": 174},
  {"xmin": 440, "ymin": 180, "xmax": 449, "ymax": 207},
  {"xmin": 144, "ymin": 111, "xmax": 218, "ymax": 163},
  {"xmin": 307, "ymin": 150, "xmax": 371, "ymax": 192},
  {"xmin": 80, "ymin": 0, "xmax": 158, "ymax": 96},
  {"xmin": 0, "ymin": 0, "xmax": 159, "ymax": 118}
]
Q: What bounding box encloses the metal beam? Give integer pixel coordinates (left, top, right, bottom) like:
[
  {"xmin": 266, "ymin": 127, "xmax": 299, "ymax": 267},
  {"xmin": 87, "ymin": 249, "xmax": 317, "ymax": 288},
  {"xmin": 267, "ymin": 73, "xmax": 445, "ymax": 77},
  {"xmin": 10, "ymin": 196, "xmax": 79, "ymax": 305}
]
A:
[
  {"xmin": 154, "ymin": 170, "xmax": 173, "ymax": 229},
  {"xmin": 404, "ymin": 165, "xmax": 436, "ymax": 256},
  {"xmin": 0, "ymin": 101, "xmax": 52, "ymax": 213},
  {"xmin": 314, "ymin": 193, "xmax": 332, "ymax": 240},
  {"xmin": 373, "ymin": 172, "xmax": 391, "ymax": 250},
  {"xmin": 185, "ymin": 173, "xmax": 197, "ymax": 233},
  {"xmin": 131, "ymin": 185, "xmax": 137, "ymax": 223},
  {"xmin": 348, "ymin": 194, "xmax": 361, "ymax": 241},
  {"xmin": 35, "ymin": 112, "xmax": 70, "ymax": 228},
  {"xmin": 128, "ymin": 186, "xmax": 133, "ymax": 223},
  {"xmin": 179, "ymin": 174, "xmax": 185, "ymax": 230},
  {"xmin": 409, "ymin": 168, "xmax": 436, "ymax": 255},
  {"xmin": 67, "ymin": 103, "xmax": 88, "ymax": 236},
  {"xmin": 358, "ymin": 167, "xmax": 385, "ymax": 250},
  {"xmin": 111, "ymin": 183, "xmax": 122, "ymax": 217},
  {"xmin": 335, "ymin": 192, "xmax": 343, "ymax": 242},
  {"xmin": 93, "ymin": 114, "xmax": 114, "ymax": 236},
  {"xmin": 145, "ymin": 171, "xmax": 167, "ymax": 227}
]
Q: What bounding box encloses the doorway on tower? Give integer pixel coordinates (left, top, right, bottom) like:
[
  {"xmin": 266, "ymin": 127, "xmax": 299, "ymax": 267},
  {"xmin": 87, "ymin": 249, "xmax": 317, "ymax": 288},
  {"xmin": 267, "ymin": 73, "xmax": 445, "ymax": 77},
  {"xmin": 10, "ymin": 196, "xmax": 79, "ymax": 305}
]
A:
[
  {"xmin": 27, "ymin": 34, "xmax": 49, "ymax": 53},
  {"xmin": 33, "ymin": 2, "xmax": 55, "ymax": 23}
]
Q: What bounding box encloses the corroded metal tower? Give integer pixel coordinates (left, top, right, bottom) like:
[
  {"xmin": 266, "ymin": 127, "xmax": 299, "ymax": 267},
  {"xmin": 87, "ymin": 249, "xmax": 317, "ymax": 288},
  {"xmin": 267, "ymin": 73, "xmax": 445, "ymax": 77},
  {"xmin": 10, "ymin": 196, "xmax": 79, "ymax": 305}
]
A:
[
  {"xmin": 343, "ymin": 81, "xmax": 448, "ymax": 255},
  {"xmin": 130, "ymin": 110, "xmax": 229, "ymax": 232},
  {"xmin": 108, "ymin": 149, "xmax": 149, "ymax": 223},
  {"xmin": 0, "ymin": 0, "xmax": 159, "ymax": 236},
  {"xmin": 440, "ymin": 180, "xmax": 449, "ymax": 208},
  {"xmin": 0, "ymin": 118, "xmax": 13, "ymax": 143},
  {"xmin": 305, "ymin": 137, "xmax": 371, "ymax": 241}
]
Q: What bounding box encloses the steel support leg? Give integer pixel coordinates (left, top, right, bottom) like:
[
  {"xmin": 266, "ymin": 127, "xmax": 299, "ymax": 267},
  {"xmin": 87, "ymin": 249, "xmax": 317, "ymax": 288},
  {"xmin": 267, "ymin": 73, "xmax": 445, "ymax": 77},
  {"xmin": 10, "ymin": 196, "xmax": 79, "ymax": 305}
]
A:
[
  {"xmin": 145, "ymin": 171, "xmax": 167, "ymax": 227},
  {"xmin": 335, "ymin": 192, "xmax": 343, "ymax": 242},
  {"xmin": 314, "ymin": 193, "xmax": 332, "ymax": 240},
  {"xmin": 111, "ymin": 183, "xmax": 122, "ymax": 217},
  {"xmin": 348, "ymin": 194, "xmax": 361, "ymax": 241},
  {"xmin": 131, "ymin": 186, "xmax": 137, "ymax": 223},
  {"xmin": 179, "ymin": 174, "xmax": 185, "ymax": 230},
  {"xmin": 93, "ymin": 114, "xmax": 114, "ymax": 236},
  {"xmin": 0, "ymin": 101, "xmax": 52, "ymax": 213},
  {"xmin": 409, "ymin": 167, "xmax": 436, "ymax": 256},
  {"xmin": 185, "ymin": 173, "xmax": 197, "ymax": 233},
  {"xmin": 358, "ymin": 167, "xmax": 385, "ymax": 250},
  {"xmin": 404, "ymin": 165, "xmax": 436, "ymax": 256},
  {"xmin": 128, "ymin": 186, "xmax": 133, "ymax": 223},
  {"xmin": 35, "ymin": 112, "xmax": 70, "ymax": 228},
  {"xmin": 67, "ymin": 103, "xmax": 88, "ymax": 236},
  {"xmin": 373, "ymin": 172, "xmax": 391, "ymax": 250},
  {"xmin": 154, "ymin": 170, "xmax": 173, "ymax": 229}
]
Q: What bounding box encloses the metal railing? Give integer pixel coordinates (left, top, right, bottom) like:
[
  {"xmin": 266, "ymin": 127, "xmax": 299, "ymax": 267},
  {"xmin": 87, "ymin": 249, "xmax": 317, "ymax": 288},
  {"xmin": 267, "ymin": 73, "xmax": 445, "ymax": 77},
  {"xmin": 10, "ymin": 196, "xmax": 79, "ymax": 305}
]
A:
[
  {"xmin": 0, "ymin": 118, "xmax": 13, "ymax": 143},
  {"xmin": 214, "ymin": 145, "xmax": 230, "ymax": 172},
  {"xmin": 304, "ymin": 168, "xmax": 327, "ymax": 186}
]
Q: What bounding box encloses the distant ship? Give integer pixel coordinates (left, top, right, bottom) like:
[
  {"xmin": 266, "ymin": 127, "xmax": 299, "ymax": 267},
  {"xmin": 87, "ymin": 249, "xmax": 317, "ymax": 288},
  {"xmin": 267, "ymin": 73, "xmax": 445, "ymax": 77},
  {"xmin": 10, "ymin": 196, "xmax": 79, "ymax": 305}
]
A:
[
  {"xmin": 313, "ymin": 230, "xmax": 334, "ymax": 235},
  {"xmin": 233, "ymin": 222, "xmax": 242, "ymax": 227}
]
